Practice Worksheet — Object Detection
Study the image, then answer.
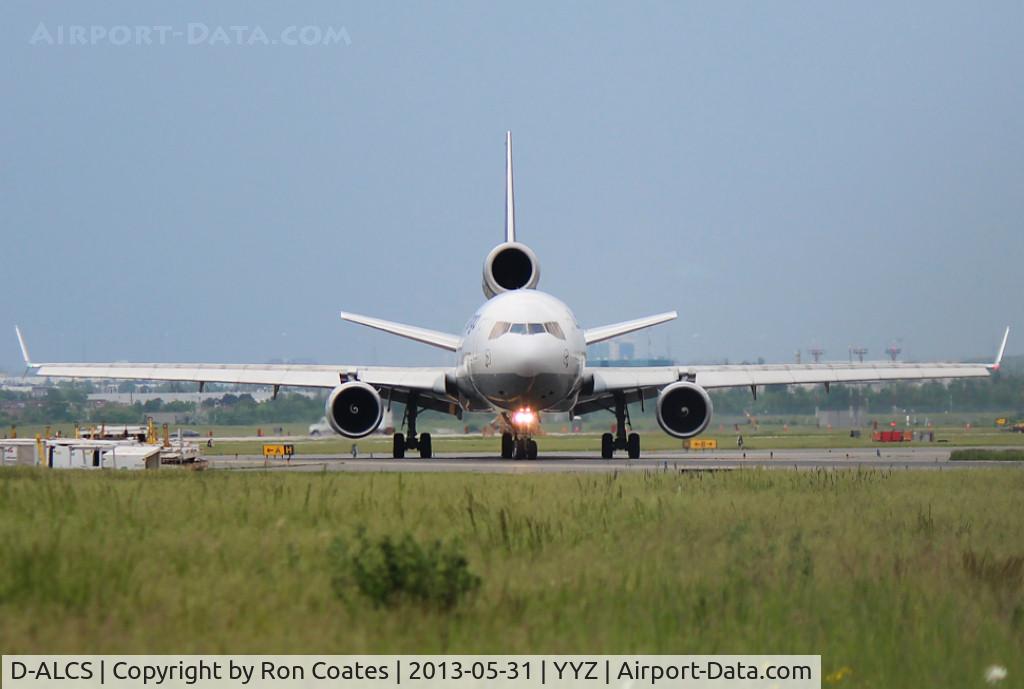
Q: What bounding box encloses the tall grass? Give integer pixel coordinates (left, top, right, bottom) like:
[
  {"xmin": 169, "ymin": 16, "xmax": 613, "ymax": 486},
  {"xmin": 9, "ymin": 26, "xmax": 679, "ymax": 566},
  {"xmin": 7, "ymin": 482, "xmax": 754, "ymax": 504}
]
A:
[{"xmin": 0, "ymin": 468, "xmax": 1022, "ymax": 688}]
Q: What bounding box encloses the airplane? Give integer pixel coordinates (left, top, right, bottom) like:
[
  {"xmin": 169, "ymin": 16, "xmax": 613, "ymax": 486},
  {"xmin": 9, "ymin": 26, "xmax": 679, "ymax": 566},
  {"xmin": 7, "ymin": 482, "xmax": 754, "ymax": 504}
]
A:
[{"xmin": 14, "ymin": 132, "xmax": 1011, "ymax": 460}]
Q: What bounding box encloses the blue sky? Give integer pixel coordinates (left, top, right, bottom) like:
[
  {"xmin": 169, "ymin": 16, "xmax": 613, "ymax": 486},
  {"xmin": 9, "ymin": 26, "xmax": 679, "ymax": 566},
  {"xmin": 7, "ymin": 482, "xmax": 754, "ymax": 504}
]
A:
[{"xmin": 1, "ymin": 2, "xmax": 1021, "ymax": 371}]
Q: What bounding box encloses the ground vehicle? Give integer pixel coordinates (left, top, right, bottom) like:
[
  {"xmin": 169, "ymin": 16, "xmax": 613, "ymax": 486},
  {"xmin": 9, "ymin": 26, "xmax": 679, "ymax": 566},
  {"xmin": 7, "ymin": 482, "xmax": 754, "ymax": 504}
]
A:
[{"xmin": 308, "ymin": 417, "xmax": 332, "ymax": 436}]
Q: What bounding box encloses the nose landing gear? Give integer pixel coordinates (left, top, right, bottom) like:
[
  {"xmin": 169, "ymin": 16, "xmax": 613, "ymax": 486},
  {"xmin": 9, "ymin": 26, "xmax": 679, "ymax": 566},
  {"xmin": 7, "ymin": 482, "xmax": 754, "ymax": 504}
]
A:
[
  {"xmin": 516, "ymin": 438, "xmax": 538, "ymax": 460},
  {"xmin": 500, "ymin": 421, "xmax": 538, "ymax": 460}
]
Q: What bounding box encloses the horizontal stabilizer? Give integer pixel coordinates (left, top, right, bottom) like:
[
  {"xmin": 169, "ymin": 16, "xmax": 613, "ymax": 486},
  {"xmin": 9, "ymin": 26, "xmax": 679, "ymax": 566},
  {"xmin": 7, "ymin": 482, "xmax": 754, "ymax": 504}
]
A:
[
  {"xmin": 584, "ymin": 311, "xmax": 677, "ymax": 346},
  {"xmin": 340, "ymin": 312, "xmax": 461, "ymax": 352}
]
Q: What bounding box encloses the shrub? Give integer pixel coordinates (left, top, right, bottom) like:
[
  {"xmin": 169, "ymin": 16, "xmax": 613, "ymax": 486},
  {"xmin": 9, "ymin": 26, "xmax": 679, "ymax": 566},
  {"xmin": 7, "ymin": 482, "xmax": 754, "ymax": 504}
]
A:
[
  {"xmin": 949, "ymin": 449, "xmax": 1024, "ymax": 461},
  {"xmin": 963, "ymin": 549, "xmax": 1024, "ymax": 596},
  {"xmin": 329, "ymin": 529, "xmax": 480, "ymax": 609}
]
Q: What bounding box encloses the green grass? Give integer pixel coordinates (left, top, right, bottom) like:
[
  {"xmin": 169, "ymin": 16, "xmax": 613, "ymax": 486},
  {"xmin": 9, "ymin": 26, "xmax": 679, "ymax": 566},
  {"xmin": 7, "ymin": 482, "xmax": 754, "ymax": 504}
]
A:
[
  {"xmin": 1, "ymin": 469, "xmax": 1022, "ymax": 688},
  {"xmin": 950, "ymin": 448, "xmax": 1024, "ymax": 461}
]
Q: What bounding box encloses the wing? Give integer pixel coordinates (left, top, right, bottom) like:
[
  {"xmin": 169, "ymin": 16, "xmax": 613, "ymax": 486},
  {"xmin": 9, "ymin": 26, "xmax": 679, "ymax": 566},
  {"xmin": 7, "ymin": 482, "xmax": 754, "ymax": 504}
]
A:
[
  {"xmin": 687, "ymin": 361, "xmax": 993, "ymax": 388},
  {"xmin": 574, "ymin": 327, "xmax": 1008, "ymax": 415},
  {"xmin": 28, "ymin": 361, "xmax": 446, "ymax": 390},
  {"xmin": 27, "ymin": 361, "xmax": 460, "ymax": 415},
  {"xmin": 17, "ymin": 327, "xmax": 460, "ymax": 414}
]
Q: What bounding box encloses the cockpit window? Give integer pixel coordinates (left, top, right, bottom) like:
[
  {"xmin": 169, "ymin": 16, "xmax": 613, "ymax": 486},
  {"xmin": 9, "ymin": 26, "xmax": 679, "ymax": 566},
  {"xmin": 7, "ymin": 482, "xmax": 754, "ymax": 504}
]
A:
[
  {"xmin": 490, "ymin": 321, "xmax": 566, "ymax": 339},
  {"xmin": 544, "ymin": 322, "xmax": 565, "ymax": 339},
  {"xmin": 489, "ymin": 321, "xmax": 511, "ymax": 339}
]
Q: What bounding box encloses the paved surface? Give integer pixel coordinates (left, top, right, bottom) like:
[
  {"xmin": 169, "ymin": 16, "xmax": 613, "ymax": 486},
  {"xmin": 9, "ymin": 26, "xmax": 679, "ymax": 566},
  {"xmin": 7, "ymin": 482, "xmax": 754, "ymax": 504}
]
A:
[{"xmin": 209, "ymin": 447, "xmax": 1024, "ymax": 473}]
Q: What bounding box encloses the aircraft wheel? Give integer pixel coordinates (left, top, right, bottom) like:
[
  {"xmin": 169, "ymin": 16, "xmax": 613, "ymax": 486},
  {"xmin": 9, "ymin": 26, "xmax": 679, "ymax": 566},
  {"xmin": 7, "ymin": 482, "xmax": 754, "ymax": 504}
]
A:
[
  {"xmin": 501, "ymin": 432, "xmax": 514, "ymax": 459},
  {"xmin": 527, "ymin": 439, "xmax": 538, "ymax": 460},
  {"xmin": 514, "ymin": 438, "xmax": 527, "ymax": 460},
  {"xmin": 419, "ymin": 433, "xmax": 432, "ymax": 459},
  {"xmin": 627, "ymin": 433, "xmax": 640, "ymax": 459},
  {"xmin": 601, "ymin": 432, "xmax": 614, "ymax": 459},
  {"xmin": 393, "ymin": 433, "xmax": 406, "ymax": 459}
]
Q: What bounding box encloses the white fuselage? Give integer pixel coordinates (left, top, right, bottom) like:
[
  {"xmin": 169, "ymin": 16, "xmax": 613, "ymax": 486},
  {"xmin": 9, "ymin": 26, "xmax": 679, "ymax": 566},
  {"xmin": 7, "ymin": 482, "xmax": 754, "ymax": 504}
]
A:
[{"xmin": 455, "ymin": 290, "xmax": 586, "ymax": 414}]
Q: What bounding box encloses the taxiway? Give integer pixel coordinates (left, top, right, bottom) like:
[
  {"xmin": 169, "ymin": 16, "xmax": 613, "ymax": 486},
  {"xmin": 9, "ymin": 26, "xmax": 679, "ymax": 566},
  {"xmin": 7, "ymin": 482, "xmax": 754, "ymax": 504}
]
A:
[{"xmin": 209, "ymin": 447, "xmax": 1024, "ymax": 473}]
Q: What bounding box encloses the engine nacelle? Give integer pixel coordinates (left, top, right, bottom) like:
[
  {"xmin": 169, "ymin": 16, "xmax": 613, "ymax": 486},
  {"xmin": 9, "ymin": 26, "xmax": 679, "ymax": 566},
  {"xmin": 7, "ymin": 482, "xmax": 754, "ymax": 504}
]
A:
[
  {"xmin": 482, "ymin": 241, "xmax": 540, "ymax": 299},
  {"xmin": 656, "ymin": 382, "xmax": 713, "ymax": 438},
  {"xmin": 325, "ymin": 382, "xmax": 383, "ymax": 438}
]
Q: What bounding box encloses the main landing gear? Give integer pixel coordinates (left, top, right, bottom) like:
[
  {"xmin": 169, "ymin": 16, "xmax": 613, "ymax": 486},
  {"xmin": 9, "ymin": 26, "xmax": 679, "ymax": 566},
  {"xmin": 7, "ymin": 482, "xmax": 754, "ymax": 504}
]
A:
[
  {"xmin": 392, "ymin": 392, "xmax": 432, "ymax": 459},
  {"xmin": 601, "ymin": 392, "xmax": 641, "ymax": 459}
]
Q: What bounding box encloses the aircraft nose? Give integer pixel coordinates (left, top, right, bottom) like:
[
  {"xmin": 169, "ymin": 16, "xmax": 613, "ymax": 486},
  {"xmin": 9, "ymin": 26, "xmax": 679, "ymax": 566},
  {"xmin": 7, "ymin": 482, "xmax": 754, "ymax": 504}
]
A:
[
  {"xmin": 473, "ymin": 333, "xmax": 574, "ymax": 408},
  {"xmin": 506, "ymin": 335, "xmax": 565, "ymax": 376}
]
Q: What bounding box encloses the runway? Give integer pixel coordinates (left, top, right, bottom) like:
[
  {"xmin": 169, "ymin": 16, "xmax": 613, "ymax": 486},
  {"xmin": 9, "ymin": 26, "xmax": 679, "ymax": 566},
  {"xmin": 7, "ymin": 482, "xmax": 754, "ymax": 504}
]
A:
[{"xmin": 209, "ymin": 447, "xmax": 1024, "ymax": 473}]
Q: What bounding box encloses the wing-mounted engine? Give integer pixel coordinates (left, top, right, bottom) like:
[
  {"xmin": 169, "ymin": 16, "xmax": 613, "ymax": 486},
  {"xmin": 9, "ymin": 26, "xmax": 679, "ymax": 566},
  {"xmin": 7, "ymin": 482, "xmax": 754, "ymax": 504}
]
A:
[
  {"xmin": 656, "ymin": 382, "xmax": 713, "ymax": 438},
  {"xmin": 482, "ymin": 241, "xmax": 540, "ymax": 299},
  {"xmin": 326, "ymin": 382, "xmax": 383, "ymax": 438}
]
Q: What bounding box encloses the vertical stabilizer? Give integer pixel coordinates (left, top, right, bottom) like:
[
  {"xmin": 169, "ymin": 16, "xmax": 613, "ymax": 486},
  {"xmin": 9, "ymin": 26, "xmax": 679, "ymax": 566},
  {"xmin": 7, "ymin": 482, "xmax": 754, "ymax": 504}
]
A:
[{"xmin": 505, "ymin": 130, "xmax": 515, "ymax": 243}]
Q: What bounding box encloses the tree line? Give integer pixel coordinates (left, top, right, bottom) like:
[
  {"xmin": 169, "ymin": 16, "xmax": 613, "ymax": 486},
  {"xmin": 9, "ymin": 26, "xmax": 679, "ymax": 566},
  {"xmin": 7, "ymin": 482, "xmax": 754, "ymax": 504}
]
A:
[
  {"xmin": 2, "ymin": 373, "xmax": 1021, "ymax": 427},
  {"xmin": 708, "ymin": 373, "xmax": 1023, "ymax": 416},
  {"xmin": 0, "ymin": 388, "xmax": 325, "ymax": 426}
]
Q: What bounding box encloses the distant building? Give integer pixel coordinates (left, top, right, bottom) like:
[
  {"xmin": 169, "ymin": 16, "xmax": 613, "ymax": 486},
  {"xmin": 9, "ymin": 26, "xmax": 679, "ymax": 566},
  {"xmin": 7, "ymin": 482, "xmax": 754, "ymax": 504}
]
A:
[
  {"xmin": 816, "ymin": 406, "xmax": 866, "ymax": 429},
  {"xmin": 588, "ymin": 358, "xmax": 674, "ymax": 368},
  {"xmin": 0, "ymin": 379, "xmax": 53, "ymax": 397},
  {"xmin": 148, "ymin": 411, "xmax": 193, "ymax": 425},
  {"xmin": 588, "ymin": 336, "xmax": 664, "ymax": 366}
]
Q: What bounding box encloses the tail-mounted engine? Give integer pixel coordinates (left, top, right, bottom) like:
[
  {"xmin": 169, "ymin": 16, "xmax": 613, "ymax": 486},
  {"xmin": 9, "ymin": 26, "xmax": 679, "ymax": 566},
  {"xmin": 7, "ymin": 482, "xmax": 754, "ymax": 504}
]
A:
[
  {"xmin": 656, "ymin": 382, "xmax": 713, "ymax": 438},
  {"xmin": 326, "ymin": 382, "xmax": 383, "ymax": 438},
  {"xmin": 482, "ymin": 242, "xmax": 540, "ymax": 299}
]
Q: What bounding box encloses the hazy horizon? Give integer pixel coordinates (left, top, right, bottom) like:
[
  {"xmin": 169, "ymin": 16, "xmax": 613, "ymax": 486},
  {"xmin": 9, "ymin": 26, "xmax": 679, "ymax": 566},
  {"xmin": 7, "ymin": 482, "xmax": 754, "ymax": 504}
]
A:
[{"xmin": 2, "ymin": 2, "xmax": 1021, "ymax": 372}]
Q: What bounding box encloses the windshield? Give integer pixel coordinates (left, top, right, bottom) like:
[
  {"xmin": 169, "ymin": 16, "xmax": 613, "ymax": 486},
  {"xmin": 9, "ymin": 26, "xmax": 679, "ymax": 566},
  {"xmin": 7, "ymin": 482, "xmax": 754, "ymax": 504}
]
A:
[{"xmin": 489, "ymin": 321, "xmax": 566, "ymax": 340}]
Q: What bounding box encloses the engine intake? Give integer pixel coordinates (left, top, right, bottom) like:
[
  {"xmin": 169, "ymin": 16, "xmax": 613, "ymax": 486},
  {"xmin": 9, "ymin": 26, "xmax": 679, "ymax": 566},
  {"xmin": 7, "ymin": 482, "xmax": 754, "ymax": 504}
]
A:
[
  {"xmin": 326, "ymin": 382, "xmax": 383, "ymax": 438},
  {"xmin": 482, "ymin": 242, "xmax": 540, "ymax": 298},
  {"xmin": 656, "ymin": 382, "xmax": 713, "ymax": 438}
]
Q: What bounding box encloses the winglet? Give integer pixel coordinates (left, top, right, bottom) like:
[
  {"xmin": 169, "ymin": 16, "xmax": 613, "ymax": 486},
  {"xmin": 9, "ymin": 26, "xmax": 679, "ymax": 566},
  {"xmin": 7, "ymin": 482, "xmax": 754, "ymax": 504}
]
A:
[
  {"xmin": 991, "ymin": 326, "xmax": 1010, "ymax": 370},
  {"xmin": 14, "ymin": 325, "xmax": 33, "ymax": 367},
  {"xmin": 505, "ymin": 131, "xmax": 515, "ymax": 243}
]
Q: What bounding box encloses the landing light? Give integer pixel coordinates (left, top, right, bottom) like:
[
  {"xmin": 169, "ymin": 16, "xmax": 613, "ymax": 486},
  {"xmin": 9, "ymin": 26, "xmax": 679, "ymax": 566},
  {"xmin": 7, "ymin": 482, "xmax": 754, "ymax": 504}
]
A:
[{"xmin": 512, "ymin": 409, "xmax": 536, "ymax": 426}]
